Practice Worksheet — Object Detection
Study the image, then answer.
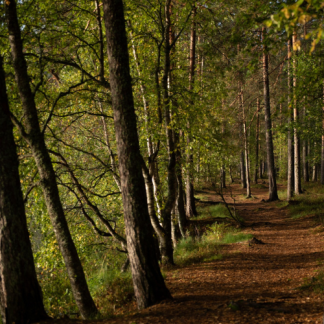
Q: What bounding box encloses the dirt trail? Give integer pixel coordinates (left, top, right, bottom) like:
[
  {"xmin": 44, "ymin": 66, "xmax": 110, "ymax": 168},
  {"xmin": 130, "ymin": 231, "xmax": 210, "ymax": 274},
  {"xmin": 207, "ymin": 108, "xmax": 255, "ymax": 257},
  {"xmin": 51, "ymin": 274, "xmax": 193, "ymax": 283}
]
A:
[{"xmin": 51, "ymin": 183, "xmax": 324, "ymax": 323}]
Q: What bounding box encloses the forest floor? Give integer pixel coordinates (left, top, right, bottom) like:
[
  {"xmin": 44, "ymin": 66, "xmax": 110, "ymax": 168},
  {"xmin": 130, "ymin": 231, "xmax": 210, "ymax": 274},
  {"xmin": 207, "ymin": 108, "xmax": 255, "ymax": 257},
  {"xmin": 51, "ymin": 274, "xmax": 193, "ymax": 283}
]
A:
[{"xmin": 46, "ymin": 182, "xmax": 324, "ymax": 324}]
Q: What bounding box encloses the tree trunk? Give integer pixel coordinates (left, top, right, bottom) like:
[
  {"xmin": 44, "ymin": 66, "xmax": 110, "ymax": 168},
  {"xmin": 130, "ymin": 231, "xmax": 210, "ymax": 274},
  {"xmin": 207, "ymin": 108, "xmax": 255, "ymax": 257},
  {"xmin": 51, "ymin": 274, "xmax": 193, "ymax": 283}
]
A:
[
  {"xmin": 221, "ymin": 167, "xmax": 226, "ymax": 189},
  {"xmin": 241, "ymin": 88, "xmax": 251, "ymax": 197},
  {"xmin": 229, "ymin": 166, "xmax": 234, "ymax": 183},
  {"xmin": 0, "ymin": 55, "xmax": 49, "ymax": 324},
  {"xmin": 313, "ymin": 162, "xmax": 318, "ymax": 182},
  {"xmin": 5, "ymin": 1, "xmax": 98, "ymax": 319},
  {"xmin": 141, "ymin": 162, "xmax": 174, "ymax": 265},
  {"xmin": 186, "ymin": 4, "xmax": 198, "ymax": 218},
  {"xmin": 321, "ymin": 82, "xmax": 324, "ymax": 185},
  {"xmin": 303, "ymin": 138, "xmax": 309, "ymax": 182},
  {"xmin": 254, "ymin": 98, "xmax": 260, "ymax": 184},
  {"xmin": 240, "ymin": 151, "xmax": 247, "ymax": 188},
  {"xmin": 102, "ymin": 0, "xmax": 171, "ymax": 308},
  {"xmin": 292, "ymin": 33, "xmax": 302, "ymax": 194},
  {"xmin": 262, "ymin": 27, "xmax": 278, "ymax": 201},
  {"xmin": 287, "ymin": 38, "xmax": 294, "ymax": 200},
  {"xmin": 302, "ymin": 25, "xmax": 309, "ymax": 183},
  {"xmin": 174, "ymin": 132, "xmax": 187, "ymax": 237}
]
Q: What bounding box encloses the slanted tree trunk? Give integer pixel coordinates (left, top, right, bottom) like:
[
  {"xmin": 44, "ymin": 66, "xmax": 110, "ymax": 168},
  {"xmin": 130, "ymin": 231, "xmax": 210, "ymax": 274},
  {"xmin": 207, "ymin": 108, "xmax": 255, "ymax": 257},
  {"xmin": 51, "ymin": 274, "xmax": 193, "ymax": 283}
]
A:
[
  {"xmin": 262, "ymin": 27, "xmax": 278, "ymax": 201},
  {"xmin": 141, "ymin": 162, "xmax": 175, "ymax": 264},
  {"xmin": 0, "ymin": 55, "xmax": 49, "ymax": 324},
  {"xmin": 5, "ymin": 1, "xmax": 98, "ymax": 319},
  {"xmin": 186, "ymin": 4, "xmax": 198, "ymax": 218},
  {"xmin": 287, "ymin": 38, "xmax": 294, "ymax": 200},
  {"xmin": 102, "ymin": 0, "xmax": 172, "ymax": 308},
  {"xmin": 292, "ymin": 32, "xmax": 302, "ymax": 194}
]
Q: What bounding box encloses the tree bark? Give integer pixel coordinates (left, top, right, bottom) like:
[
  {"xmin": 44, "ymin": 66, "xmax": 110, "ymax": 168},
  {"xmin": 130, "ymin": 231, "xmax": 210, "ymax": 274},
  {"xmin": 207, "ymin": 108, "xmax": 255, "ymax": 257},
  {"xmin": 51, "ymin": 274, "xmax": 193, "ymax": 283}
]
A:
[
  {"xmin": 262, "ymin": 27, "xmax": 278, "ymax": 201},
  {"xmin": 313, "ymin": 162, "xmax": 318, "ymax": 182},
  {"xmin": 321, "ymin": 82, "xmax": 324, "ymax": 185},
  {"xmin": 241, "ymin": 88, "xmax": 251, "ymax": 197},
  {"xmin": 102, "ymin": 0, "xmax": 172, "ymax": 308},
  {"xmin": 186, "ymin": 4, "xmax": 198, "ymax": 218},
  {"xmin": 287, "ymin": 38, "xmax": 294, "ymax": 200},
  {"xmin": 303, "ymin": 133, "xmax": 309, "ymax": 182},
  {"xmin": 174, "ymin": 132, "xmax": 187, "ymax": 237},
  {"xmin": 141, "ymin": 162, "xmax": 174, "ymax": 263},
  {"xmin": 302, "ymin": 24, "xmax": 309, "ymax": 183},
  {"xmin": 5, "ymin": 1, "xmax": 98, "ymax": 319},
  {"xmin": 240, "ymin": 151, "xmax": 246, "ymax": 188},
  {"xmin": 0, "ymin": 55, "xmax": 49, "ymax": 324},
  {"xmin": 292, "ymin": 32, "xmax": 302, "ymax": 194},
  {"xmin": 158, "ymin": 0, "xmax": 178, "ymax": 265},
  {"xmin": 254, "ymin": 98, "xmax": 260, "ymax": 184}
]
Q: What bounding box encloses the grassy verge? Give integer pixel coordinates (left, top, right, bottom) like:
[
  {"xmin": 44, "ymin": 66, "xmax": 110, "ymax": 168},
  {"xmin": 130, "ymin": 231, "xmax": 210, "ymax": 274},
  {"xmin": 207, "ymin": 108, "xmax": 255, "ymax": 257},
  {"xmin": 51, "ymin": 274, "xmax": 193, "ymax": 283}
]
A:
[
  {"xmin": 281, "ymin": 182, "xmax": 324, "ymax": 221},
  {"xmin": 89, "ymin": 267, "xmax": 134, "ymax": 316},
  {"xmin": 174, "ymin": 205, "xmax": 252, "ymax": 266}
]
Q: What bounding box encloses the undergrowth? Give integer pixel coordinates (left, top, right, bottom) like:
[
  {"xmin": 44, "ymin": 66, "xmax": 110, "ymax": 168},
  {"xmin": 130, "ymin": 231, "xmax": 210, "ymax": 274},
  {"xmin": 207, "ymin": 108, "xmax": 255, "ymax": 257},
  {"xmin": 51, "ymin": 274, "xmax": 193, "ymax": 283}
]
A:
[
  {"xmin": 285, "ymin": 183, "xmax": 324, "ymax": 221},
  {"xmin": 174, "ymin": 205, "xmax": 251, "ymax": 265},
  {"xmin": 38, "ymin": 255, "xmax": 133, "ymax": 318},
  {"xmin": 89, "ymin": 267, "xmax": 134, "ymax": 316}
]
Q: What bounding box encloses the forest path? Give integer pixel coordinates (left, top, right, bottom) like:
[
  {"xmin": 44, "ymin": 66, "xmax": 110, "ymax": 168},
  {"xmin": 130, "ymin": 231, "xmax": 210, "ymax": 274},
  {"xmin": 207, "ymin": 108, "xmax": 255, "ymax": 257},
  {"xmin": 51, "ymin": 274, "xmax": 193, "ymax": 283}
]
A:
[{"xmin": 55, "ymin": 183, "xmax": 324, "ymax": 323}]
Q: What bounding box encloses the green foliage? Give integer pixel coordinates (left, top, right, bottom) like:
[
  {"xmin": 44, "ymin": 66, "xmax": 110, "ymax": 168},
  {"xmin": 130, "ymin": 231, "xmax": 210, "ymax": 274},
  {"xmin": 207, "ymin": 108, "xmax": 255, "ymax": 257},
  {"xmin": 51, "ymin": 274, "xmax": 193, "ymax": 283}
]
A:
[
  {"xmin": 37, "ymin": 267, "xmax": 78, "ymax": 318},
  {"xmin": 89, "ymin": 267, "xmax": 134, "ymax": 316}
]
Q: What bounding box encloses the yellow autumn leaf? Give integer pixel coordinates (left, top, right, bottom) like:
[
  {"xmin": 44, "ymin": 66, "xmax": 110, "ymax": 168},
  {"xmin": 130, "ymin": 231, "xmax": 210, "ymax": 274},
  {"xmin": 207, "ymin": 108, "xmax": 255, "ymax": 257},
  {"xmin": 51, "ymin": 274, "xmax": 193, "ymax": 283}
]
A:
[
  {"xmin": 293, "ymin": 39, "xmax": 301, "ymax": 51},
  {"xmin": 282, "ymin": 7, "xmax": 290, "ymax": 19}
]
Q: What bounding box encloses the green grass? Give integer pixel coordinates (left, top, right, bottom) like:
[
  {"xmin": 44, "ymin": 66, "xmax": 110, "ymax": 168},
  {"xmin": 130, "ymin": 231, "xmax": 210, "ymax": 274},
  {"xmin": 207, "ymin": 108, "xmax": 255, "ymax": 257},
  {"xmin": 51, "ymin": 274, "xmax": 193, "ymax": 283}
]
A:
[
  {"xmin": 195, "ymin": 193, "xmax": 209, "ymax": 201},
  {"xmin": 289, "ymin": 196, "xmax": 324, "ymax": 219},
  {"xmin": 221, "ymin": 232, "xmax": 253, "ymax": 244},
  {"xmin": 174, "ymin": 215, "xmax": 251, "ymax": 266},
  {"xmin": 277, "ymin": 189, "xmax": 287, "ymax": 200},
  {"xmin": 209, "ymin": 204, "xmax": 234, "ymax": 219},
  {"xmin": 89, "ymin": 266, "xmax": 134, "ymax": 316},
  {"xmin": 280, "ymin": 182, "xmax": 324, "ymax": 221}
]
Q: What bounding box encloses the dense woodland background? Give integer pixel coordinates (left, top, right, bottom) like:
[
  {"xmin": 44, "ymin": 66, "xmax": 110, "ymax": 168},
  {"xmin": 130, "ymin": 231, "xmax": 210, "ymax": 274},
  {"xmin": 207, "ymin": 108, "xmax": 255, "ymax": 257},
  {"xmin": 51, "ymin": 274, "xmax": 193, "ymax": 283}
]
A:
[{"xmin": 1, "ymin": 0, "xmax": 324, "ymax": 321}]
